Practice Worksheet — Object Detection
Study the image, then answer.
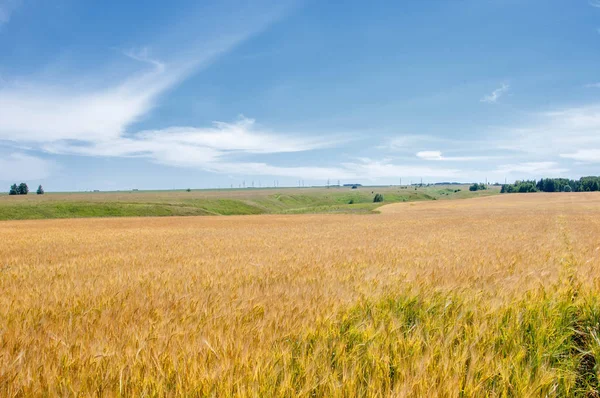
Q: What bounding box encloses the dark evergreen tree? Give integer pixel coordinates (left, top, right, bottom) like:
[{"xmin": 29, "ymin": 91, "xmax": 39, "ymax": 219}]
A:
[
  {"xmin": 17, "ymin": 183, "xmax": 29, "ymax": 195},
  {"xmin": 36, "ymin": 185, "xmax": 44, "ymax": 195},
  {"xmin": 9, "ymin": 184, "xmax": 18, "ymax": 195}
]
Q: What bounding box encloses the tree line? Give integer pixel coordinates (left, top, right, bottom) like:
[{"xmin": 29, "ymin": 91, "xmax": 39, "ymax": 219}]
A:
[
  {"xmin": 501, "ymin": 177, "xmax": 600, "ymax": 193},
  {"xmin": 8, "ymin": 183, "xmax": 44, "ymax": 195}
]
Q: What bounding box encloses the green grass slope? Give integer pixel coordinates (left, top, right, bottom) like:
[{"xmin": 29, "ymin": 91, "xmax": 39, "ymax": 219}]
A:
[{"xmin": 0, "ymin": 185, "xmax": 499, "ymax": 220}]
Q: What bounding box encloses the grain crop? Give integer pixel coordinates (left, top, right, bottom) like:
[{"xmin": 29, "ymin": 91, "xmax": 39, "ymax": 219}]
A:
[{"xmin": 1, "ymin": 193, "xmax": 600, "ymax": 396}]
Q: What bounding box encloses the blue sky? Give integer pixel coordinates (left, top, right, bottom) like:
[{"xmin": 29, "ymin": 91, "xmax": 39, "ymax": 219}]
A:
[{"xmin": 1, "ymin": 0, "xmax": 600, "ymax": 191}]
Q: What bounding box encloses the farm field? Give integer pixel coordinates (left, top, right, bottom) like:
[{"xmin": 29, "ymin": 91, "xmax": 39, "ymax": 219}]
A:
[
  {"xmin": 1, "ymin": 193, "xmax": 600, "ymax": 396},
  {"xmin": 0, "ymin": 185, "xmax": 498, "ymax": 220}
]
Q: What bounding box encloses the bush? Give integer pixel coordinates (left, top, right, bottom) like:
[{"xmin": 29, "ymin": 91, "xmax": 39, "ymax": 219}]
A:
[
  {"xmin": 37, "ymin": 185, "xmax": 44, "ymax": 195},
  {"xmin": 348, "ymin": 199, "xmax": 354, "ymax": 204},
  {"xmin": 373, "ymin": 193, "xmax": 384, "ymax": 203}
]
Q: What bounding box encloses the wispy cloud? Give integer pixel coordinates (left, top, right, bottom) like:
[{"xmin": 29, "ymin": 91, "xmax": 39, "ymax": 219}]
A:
[
  {"xmin": 584, "ymin": 82, "xmax": 600, "ymax": 88},
  {"xmin": 560, "ymin": 149, "xmax": 600, "ymax": 163},
  {"xmin": 415, "ymin": 150, "xmax": 496, "ymax": 162},
  {"xmin": 0, "ymin": 64, "xmax": 182, "ymax": 142},
  {"xmin": 0, "ymin": 0, "xmax": 20, "ymax": 25},
  {"xmin": 480, "ymin": 83, "xmax": 510, "ymax": 104},
  {"xmin": 44, "ymin": 117, "xmax": 341, "ymax": 168},
  {"xmin": 494, "ymin": 161, "xmax": 567, "ymax": 176},
  {"xmin": 122, "ymin": 47, "xmax": 166, "ymax": 71},
  {"xmin": 0, "ymin": 0, "xmax": 294, "ymax": 144},
  {"xmin": 381, "ymin": 135, "xmax": 458, "ymax": 151},
  {"xmin": 590, "ymin": 0, "xmax": 600, "ymax": 8}
]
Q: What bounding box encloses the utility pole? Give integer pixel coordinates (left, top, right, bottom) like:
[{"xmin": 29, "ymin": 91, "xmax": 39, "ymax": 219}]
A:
[{"xmin": 327, "ymin": 178, "xmax": 330, "ymax": 188}]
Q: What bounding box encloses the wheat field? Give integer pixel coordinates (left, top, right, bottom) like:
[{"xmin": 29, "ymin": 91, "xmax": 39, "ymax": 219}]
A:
[{"xmin": 1, "ymin": 193, "xmax": 600, "ymax": 396}]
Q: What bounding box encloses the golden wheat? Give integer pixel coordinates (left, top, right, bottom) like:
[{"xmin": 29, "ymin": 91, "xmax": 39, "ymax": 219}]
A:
[{"xmin": 1, "ymin": 193, "xmax": 600, "ymax": 396}]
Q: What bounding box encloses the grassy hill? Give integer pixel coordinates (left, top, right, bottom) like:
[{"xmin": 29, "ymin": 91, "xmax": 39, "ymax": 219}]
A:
[{"xmin": 0, "ymin": 185, "xmax": 499, "ymax": 220}]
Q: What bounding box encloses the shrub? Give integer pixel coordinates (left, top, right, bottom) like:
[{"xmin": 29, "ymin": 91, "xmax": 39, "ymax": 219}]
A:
[
  {"xmin": 373, "ymin": 193, "xmax": 384, "ymax": 203},
  {"xmin": 37, "ymin": 185, "xmax": 45, "ymax": 195},
  {"xmin": 348, "ymin": 199, "xmax": 354, "ymax": 204}
]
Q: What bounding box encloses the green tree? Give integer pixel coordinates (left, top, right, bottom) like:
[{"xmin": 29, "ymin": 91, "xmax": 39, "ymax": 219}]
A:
[
  {"xmin": 373, "ymin": 193, "xmax": 384, "ymax": 203},
  {"xmin": 469, "ymin": 183, "xmax": 486, "ymax": 191},
  {"xmin": 36, "ymin": 185, "xmax": 45, "ymax": 195},
  {"xmin": 17, "ymin": 183, "xmax": 29, "ymax": 195},
  {"xmin": 9, "ymin": 184, "xmax": 18, "ymax": 195}
]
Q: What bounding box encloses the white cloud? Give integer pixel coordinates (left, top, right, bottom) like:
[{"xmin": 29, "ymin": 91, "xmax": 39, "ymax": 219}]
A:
[
  {"xmin": 382, "ymin": 135, "xmax": 449, "ymax": 151},
  {"xmin": 560, "ymin": 149, "xmax": 600, "ymax": 163},
  {"xmin": 0, "ymin": 67, "xmax": 179, "ymax": 143},
  {"xmin": 416, "ymin": 150, "xmax": 443, "ymax": 160},
  {"xmin": 339, "ymin": 158, "xmax": 460, "ymax": 180},
  {"xmin": 0, "ymin": 153, "xmax": 54, "ymax": 181},
  {"xmin": 590, "ymin": 0, "xmax": 600, "ymax": 8},
  {"xmin": 481, "ymin": 83, "xmax": 510, "ymax": 104},
  {"xmin": 415, "ymin": 150, "xmax": 497, "ymax": 162},
  {"xmin": 0, "ymin": 1, "xmax": 292, "ymax": 144},
  {"xmin": 492, "ymin": 104, "xmax": 600, "ymax": 159},
  {"xmin": 494, "ymin": 162, "xmax": 567, "ymax": 176},
  {"xmin": 44, "ymin": 117, "xmax": 342, "ymax": 168},
  {"xmin": 584, "ymin": 82, "xmax": 600, "ymax": 88}
]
